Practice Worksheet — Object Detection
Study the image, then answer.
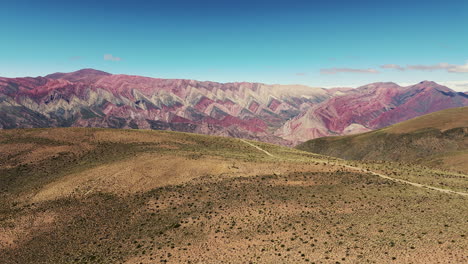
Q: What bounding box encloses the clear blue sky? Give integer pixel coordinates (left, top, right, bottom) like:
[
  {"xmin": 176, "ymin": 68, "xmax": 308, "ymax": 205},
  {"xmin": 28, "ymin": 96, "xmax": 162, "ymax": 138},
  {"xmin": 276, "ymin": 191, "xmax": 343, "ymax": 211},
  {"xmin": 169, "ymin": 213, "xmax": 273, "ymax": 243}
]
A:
[{"xmin": 1, "ymin": 0, "xmax": 468, "ymax": 89}]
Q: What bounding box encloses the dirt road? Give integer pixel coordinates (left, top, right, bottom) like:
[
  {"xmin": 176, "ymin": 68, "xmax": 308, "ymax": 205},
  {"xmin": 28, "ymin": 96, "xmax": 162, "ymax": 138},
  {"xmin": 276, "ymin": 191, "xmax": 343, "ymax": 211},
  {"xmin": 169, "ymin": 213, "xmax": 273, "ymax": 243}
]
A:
[{"xmin": 240, "ymin": 139, "xmax": 468, "ymax": 197}]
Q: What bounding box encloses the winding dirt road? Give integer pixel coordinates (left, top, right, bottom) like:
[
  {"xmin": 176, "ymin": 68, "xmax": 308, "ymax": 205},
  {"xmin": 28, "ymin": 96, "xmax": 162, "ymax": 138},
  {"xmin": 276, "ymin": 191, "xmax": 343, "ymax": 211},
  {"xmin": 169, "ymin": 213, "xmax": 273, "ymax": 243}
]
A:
[
  {"xmin": 240, "ymin": 139, "xmax": 468, "ymax": 197},
  {"xmin": 239, "ymin": 139, "xmax": 274, "ymax": 157},
  {"xmin": 341, "ymin": 164, "xmax": 468, "ymax": 196}
]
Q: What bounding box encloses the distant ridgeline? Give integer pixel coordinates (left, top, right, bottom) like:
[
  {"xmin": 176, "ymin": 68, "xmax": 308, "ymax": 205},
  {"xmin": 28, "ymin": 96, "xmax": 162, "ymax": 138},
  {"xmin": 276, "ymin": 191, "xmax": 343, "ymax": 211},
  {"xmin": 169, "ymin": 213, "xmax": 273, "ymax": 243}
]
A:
[{"xmin": 1, "ymin": 69, "xmax": 467, "ymax": 145}]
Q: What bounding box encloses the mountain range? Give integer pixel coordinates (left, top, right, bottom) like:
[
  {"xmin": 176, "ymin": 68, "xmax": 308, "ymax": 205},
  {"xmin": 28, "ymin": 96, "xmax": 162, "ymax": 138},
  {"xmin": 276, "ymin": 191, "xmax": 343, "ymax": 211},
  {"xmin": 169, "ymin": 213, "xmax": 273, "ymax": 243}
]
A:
[
  {"xmin": 1, "ymin": 69, "xmax": 467, "ymax": 145},
  {"xmin": 2, "ymin": 74, "xmax": 468, "ymax": 263}
]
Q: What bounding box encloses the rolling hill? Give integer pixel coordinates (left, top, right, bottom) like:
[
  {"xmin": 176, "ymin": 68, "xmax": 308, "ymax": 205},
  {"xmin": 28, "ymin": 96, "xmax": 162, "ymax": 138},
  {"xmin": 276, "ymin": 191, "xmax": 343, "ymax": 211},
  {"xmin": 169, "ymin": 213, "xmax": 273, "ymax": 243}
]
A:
[
  {"xmin": 1, "ymin": 128, "xmax": 467, "ymax": 263},
  {"xmin": 297, "ymin": 107, "xmax": 468, "ymax": 173}
]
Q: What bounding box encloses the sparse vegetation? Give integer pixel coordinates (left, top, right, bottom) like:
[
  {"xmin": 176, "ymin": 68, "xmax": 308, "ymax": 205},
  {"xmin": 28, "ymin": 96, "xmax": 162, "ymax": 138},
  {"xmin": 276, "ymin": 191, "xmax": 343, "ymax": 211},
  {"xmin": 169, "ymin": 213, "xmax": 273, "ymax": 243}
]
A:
[{"xmin": 0, "ymin": 127, "xmax": 467, "ymax": 263}]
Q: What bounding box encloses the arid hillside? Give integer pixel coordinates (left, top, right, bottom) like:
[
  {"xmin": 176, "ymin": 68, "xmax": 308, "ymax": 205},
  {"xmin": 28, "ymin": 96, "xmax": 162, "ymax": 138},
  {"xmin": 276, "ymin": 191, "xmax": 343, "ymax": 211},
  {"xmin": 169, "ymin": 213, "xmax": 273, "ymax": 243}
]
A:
[
  {"xmin": 297, "ymin": 107, "xmax": 468, "ymax": 174},
  {"xmin": 0, "ymin": 128, "xmax": 467, "ymax": 263}
]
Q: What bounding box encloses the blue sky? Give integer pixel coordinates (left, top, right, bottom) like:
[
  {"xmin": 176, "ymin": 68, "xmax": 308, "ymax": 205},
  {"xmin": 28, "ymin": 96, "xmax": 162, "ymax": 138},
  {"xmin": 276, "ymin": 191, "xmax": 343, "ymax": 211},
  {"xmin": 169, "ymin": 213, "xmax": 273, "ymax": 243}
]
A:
[{"xmin": 1, "ymin": 0, "xmax": 468, "ymax": 90}]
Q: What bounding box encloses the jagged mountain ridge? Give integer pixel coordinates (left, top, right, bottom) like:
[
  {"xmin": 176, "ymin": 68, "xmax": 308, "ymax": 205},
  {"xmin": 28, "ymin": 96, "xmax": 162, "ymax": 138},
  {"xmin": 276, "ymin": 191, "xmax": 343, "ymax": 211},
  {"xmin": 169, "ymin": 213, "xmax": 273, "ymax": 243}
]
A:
[
  {"xmin": 0, "ymin": 69, "xmax": 329, "ymax": 145},
  {"xmin": 1, "ymin": 69, "xmax": 467, "ymax": 144},
  {"xmin": 277, "ymin": 81, "xmax": 468, "ymax": 143}
]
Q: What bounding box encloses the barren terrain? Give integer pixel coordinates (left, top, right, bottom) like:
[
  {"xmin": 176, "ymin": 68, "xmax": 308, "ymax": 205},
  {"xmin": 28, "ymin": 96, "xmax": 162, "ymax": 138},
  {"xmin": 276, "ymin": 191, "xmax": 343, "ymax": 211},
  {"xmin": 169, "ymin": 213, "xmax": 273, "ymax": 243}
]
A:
[{"xmin": 0, "ymin": 128, "xmax": 467, "ymax": 263}]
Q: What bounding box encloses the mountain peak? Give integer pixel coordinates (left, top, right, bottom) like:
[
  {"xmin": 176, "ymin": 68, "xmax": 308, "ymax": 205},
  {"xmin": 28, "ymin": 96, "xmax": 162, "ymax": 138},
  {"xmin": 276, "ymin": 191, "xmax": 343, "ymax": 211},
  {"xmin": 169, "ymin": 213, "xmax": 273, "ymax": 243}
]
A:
[
  {"xmin": 46, "ymin": 69, "xmax": 111, "ymax": 83},
  {"xmin": 410, "ymin": 80, "xmax": 455, "ymax": 93},
  {"xmin": 418, "ymin": 80, "xmax": 438, "ymax": 85},
  {"xmin": 74, "ymin": 68, "xmax": 111, "ymax": 75},
  {"xmin": 356, "ymin": 82, "xmax": 401, "ymax": 91}
]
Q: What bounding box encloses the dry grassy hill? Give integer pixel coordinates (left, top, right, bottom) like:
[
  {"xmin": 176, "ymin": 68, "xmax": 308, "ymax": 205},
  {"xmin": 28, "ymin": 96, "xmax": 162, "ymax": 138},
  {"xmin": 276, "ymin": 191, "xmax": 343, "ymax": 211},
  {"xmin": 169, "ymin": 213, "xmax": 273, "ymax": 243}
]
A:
[
  {"xmin": 0, "ymin": 128, "xmax": 467, "ymax": 263},
  {"xmin": 297, "ymin": 107, "xmax": 468, "ymax": 174}
]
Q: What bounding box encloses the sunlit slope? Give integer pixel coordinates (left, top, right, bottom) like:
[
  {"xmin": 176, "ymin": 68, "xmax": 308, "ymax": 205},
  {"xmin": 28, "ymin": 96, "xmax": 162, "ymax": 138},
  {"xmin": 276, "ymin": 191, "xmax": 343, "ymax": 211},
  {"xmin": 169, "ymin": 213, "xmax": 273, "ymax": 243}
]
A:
[
  {"xmin": 297, "ymin": 107, "xmax": 468, "ymax": 173},
  {"xmin": 381, "ymin": 106, "xmax": 468, "ymax": 133},
  {"xmin": 0, "ymin": 128, "xmax": 467, "ymax": 264},
  {"xmin": 0, "ymin": 128, "xmax": 326, "ymax": 201}
]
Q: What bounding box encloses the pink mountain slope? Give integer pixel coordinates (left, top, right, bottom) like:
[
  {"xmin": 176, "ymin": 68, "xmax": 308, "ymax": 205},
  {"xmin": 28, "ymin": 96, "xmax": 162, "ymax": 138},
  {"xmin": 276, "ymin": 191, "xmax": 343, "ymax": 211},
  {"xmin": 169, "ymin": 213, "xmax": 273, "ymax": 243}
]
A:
[
  {"xmin": 1, "ymin": 69, "xmax": 467, "ymax": 145},
  {"xmin": 277, "ymin": 81, "xmax": 468, "ymax": 144},
  {"xmin": 46, "ymin": 68, "xmax": 111, "ymax": 83},
  {"xmin": 0, "ymin": 69, "xmax": 329, "ymax": 145}
]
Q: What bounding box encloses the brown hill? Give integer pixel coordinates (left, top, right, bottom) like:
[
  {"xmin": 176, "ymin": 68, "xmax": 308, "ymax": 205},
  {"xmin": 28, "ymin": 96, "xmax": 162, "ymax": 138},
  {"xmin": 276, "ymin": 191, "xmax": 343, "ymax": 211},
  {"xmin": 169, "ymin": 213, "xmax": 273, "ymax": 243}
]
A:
[{"xmin": 0, "ymin": 128, "xmax": 467, "ymax": 263}]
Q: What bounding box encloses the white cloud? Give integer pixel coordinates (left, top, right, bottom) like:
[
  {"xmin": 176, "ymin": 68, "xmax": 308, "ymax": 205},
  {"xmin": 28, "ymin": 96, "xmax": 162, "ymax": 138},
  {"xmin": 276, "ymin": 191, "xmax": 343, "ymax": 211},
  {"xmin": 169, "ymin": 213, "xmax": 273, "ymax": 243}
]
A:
[
  {"xmin": 408, "ymin": 62, "xmax": 468, "ymax": 73},
  {"xmin": 104, "ymin": 54, "xmax": 122, "ymax": 61},
  {"xmin": 438, "ymin": 80, "xmax": 468, "ymax": 92},
  {"xmin": 407, "ymin": 63, "xmax": 452, "ymax": 71},
  {"xmin": 69, "ymin": 56, "xmax": 82, "ymax": 61},
  {"xmin": 448, "ymin": 61, "xmax": 468, "ymax": 73},
  {"xmin": 380, "ymin": 64, "xmax": 405, "ymax": 71},
  {"xmin": 323, "ymin": 61, "xmax": 468, "ymax": 76},
  {"xmin": 320, "ymin": 68, "xmax": 380, "ymax": 75}
]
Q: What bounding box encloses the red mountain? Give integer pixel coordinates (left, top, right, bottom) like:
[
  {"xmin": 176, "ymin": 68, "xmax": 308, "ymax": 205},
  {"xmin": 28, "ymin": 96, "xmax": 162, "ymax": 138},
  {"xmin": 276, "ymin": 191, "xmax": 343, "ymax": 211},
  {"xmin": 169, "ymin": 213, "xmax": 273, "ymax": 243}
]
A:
[
  {"xmin": 46, "ymin": 68, "xmax": 111, "ymax": 83},
  {"xmin": 277, "ymin": 81, "xmax": 468, "ymax": 144},
  {"xmin": 0, "ymin": 69, "xmax": 329, "ymax": 145},
  {"xmin": 1, "ymin": 69, "xmax": 467, "ymax": 145}
]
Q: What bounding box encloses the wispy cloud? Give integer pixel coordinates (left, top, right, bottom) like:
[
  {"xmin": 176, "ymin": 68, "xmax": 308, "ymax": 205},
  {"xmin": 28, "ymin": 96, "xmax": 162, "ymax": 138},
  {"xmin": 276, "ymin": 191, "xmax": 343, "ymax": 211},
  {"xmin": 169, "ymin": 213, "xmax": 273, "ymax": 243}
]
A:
[
  {"xmin": 382, "ymin": 61, "xmax": 468, "ymax": 73},
  {"xmin": 439, "ymin": 80, "xmax": 468, "ymax": 92},
  {"xmin": 380, "ymin": 64, "xmax": 405, "ymax": 71},
  {"xmin": 407, "ymin": 63, "xmax": 452, "ymax": 71},
  {"xmin": 320, "ymin": 68, "xmax": 380, "ymax": 75},
  {"xmin": 295, "ymin": 72, "xmax": 307, "ymax": 76},
  {"xmin": 104, "ymin": 54, "xmax": 122, "ymax": 61},
  {"xmin": 448, "ymin": 61, "xmax": 468, "ymax": 73},
  {"xmin": 69, "ymin": 56, "xmax": 82, "ymax": 61}
]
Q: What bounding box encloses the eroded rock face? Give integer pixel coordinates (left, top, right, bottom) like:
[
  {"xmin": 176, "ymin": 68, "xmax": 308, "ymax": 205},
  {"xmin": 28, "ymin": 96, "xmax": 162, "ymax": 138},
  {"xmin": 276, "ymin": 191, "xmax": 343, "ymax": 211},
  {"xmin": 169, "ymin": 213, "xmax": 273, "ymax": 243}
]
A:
[
  {"xmin": 0, "ymin": 69, "xmax": 329, "ymax": 145},
  {"xmin": 277, "ymin": 81, "xmax": 468, "ymax": 144},
  {"xmin": 1, "ymin": 70, "xmax": 467, "ymax": 145}
]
